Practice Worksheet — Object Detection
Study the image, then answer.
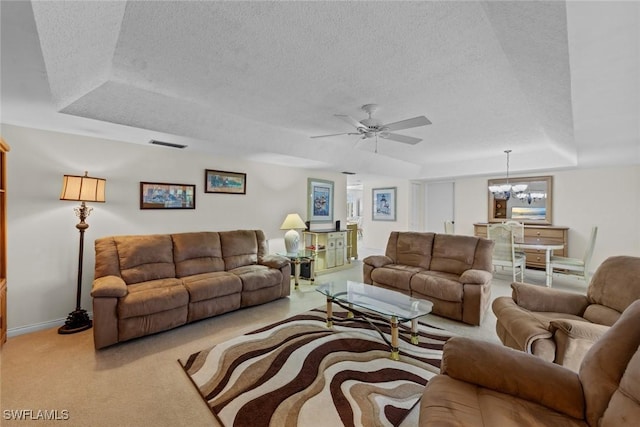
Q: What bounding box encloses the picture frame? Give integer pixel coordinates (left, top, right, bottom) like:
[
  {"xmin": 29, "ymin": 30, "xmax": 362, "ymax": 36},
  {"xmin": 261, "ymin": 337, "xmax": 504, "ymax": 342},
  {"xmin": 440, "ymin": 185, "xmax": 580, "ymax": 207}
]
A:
[
  {"xmin": 205, "ymin": 169, "xmax": 247, "ymax": 194},
  {"xmin": 307, "ymin": 178, "xmax": 334, "ymax": 223},
  {"xmin": 140, "ymin": 182, "xmax": 196, "ymax": 209},
  {"xmin": 372, "ymin": 187, "xmax": 397, "ymax": 221}
]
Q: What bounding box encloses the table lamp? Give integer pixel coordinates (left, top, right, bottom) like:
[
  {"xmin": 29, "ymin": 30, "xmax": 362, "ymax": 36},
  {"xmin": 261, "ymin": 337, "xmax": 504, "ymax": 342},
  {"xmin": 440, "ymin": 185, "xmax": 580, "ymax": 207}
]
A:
[
  {"xmin": 280, "ymin": 213, "xmax": 306, "ymax": 255},
  {"xmin": 59, "ymin": 171, "xmax": 106, "ymax": 334}
]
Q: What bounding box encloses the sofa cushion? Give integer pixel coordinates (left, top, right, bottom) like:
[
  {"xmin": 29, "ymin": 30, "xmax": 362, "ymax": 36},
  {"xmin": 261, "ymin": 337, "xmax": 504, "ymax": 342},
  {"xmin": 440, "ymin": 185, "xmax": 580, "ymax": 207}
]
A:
[
  {"xmin": 172, "ymin": 232, "xmax": 225, "ymax": 277},
  {"xmin": 118, "ymin": 306, "xmax": 188, "ymax": 342},
  {"xmin": 182, "ymin": 271, "xmax": 242, "ymax": 303},
  {"xmin": 587, "ymin": 255, "xmax": 640, "ymax": 313},
  {"xmin": 115, "ymin": 234, "xmax": 176, "ymax": 284},
  {"xmin": 220, "ymin": 230, "xmax": 260, "ymax": 270},
  {"xmin": 230, "ymin": 265, "xmax": 283, "ymax": 292},
  {"xmin": 601, "ymin": 347, "xmax": 640, "ymax": 425},
  {"xmin": 430, "ymin": 234, "xmax": 479, "ymax": 275},
  {"xmin": 420, "ymin": 375, "xmax": 587, "ymax": 427},
  {"xmin": 370, "ymin": 265, "xmax": 424, "ymax": 292},
  {"xmin": 94, "ymin": 237, "xmax": 123, "ymax": 279},
  {"xmin": 411, "ymin": 271, "xmax": 463, "ymax": 302},
  {"xmin": 118, "ymin": 278, "xmax": 188, "ymax": 319},
  {"xmin": 582, "ymin": 304, "xmax": 620, "ymax": 326},
  {"xmin": 386, "ymin": 232, "xmax": 434, "ymax": 269}
]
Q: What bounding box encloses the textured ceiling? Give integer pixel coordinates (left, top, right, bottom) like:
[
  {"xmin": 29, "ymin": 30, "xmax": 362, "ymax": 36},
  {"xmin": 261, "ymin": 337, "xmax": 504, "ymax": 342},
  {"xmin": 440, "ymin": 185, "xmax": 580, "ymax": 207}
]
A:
[{"xmin": 1, "ymin": 1, "xmax": 638, "ymax": 180}]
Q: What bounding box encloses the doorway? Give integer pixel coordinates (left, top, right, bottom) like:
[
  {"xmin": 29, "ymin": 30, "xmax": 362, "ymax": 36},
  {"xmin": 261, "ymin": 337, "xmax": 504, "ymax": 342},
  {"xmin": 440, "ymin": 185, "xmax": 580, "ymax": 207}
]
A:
[{"xmin": 425, "ymin": 181, "xmax": 455, "ymax": 233}]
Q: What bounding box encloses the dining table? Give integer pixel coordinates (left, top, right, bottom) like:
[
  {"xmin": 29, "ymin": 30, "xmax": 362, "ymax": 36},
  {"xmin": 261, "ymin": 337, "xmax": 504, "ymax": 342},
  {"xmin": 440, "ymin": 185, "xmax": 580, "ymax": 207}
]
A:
[{"xmin": 514, "ymin": 243, "xmax": 565, "ymax": 287}]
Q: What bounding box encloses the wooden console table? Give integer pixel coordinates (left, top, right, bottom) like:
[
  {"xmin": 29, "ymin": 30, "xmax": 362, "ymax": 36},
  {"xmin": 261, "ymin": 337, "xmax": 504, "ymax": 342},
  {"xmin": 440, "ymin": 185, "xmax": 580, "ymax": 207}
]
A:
[
  {"xmin": 303, "ymin": 230, "xmax": 352, "ymax": 275},
  {"xmin": 474, "ymin": 223, "xmax": 568, "ymax": 270}
]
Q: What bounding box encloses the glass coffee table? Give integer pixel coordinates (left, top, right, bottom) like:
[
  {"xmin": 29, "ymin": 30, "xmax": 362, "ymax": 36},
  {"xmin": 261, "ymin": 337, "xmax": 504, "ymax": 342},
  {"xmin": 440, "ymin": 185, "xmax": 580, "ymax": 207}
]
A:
[{"xmin": 316, "ymin": 280, "xmax": 433, "ymax": 360}]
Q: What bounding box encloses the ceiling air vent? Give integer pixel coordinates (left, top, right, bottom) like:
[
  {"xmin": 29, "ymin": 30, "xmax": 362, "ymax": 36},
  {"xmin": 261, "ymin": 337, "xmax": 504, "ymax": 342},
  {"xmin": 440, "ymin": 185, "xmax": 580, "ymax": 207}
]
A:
[{"xmin": 149, "ymin": 140, "xmax": 187, "ymax": 149}]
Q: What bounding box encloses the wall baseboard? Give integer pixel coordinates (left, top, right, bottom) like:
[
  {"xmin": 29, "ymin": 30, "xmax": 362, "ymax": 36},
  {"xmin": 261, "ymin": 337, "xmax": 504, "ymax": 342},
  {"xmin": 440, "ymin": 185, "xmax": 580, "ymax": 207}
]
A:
[{"xmin": 7, "ymin": 312, "xmax": 94, "ymax": 338}]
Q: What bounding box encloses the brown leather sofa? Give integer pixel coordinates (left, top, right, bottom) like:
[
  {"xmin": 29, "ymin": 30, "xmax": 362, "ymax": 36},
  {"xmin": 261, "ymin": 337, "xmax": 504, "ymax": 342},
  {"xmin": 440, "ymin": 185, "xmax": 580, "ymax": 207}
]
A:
[
  {"xmin": 363, "ymin": 232, "xmax": 494, "ymax": 325},
  {"xmin": 419, "ymin": 299, "xmax": 640, "ymax": 426},
  {"xmin": 492, "ymin": 255, "xmax": 640, "ymax": 371},
  {"xmin": 91, "ymin": 230, "xmax": 291, "ymax": 349}
]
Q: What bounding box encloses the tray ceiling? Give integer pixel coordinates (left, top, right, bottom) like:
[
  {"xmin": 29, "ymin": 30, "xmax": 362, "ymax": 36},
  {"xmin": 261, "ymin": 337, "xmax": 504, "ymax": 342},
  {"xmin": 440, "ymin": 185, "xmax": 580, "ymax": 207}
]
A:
[{"xmin": 1, "ymin": 1, "xmax": 638, "ymax": 179}]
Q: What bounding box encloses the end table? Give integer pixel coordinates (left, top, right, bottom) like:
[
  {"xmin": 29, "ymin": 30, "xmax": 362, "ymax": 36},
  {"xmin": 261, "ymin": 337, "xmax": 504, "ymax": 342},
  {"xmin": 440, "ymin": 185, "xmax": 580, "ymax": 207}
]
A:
[{"xmin": 279, "ymin": 251, "xmax": 315, "ymax": 288}]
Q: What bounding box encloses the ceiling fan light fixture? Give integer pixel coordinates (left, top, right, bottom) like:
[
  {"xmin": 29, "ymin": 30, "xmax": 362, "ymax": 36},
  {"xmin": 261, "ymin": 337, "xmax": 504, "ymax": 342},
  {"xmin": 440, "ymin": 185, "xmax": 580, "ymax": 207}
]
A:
[{"xmin": 360, "ymin": 118, "xmax": 381, "ymax": 128}]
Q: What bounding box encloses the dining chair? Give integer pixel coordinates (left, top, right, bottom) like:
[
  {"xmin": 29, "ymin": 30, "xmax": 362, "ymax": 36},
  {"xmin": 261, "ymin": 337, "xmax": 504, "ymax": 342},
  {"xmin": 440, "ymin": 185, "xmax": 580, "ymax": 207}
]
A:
[
  {"xmin": 503, "ymin": 220, "xmax": 524, "ymax": 243},
  {"xmin": 444, "ymin": 220, "xmax": 454, "ymax": 234},
  {"xmin": 548, "ymin": 226, "xmax": 598, "ymax": 286},
  {"xmin": 487, "ymin": 223, "xmax": 526, "ymax": 282},
  {"xmin": 504, "ymin": 219, "xmax": 526, "ymax": 258}
]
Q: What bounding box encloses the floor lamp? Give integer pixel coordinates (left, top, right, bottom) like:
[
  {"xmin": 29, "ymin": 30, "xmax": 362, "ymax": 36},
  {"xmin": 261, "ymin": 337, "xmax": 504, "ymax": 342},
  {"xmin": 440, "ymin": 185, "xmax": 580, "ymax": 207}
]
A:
[{"xmin": 58, "ymin": 171, "xmax": 106, "ymax": 334}]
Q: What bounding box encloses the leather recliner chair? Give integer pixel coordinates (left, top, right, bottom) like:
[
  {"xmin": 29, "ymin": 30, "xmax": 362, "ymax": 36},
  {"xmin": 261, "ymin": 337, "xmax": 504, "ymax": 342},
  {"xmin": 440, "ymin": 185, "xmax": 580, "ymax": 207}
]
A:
[
  {"xmin": 420, "ymin": 299, "xmax": 640, "ymax": 426},
  {"xmin": 492, "ymin": 255, "xmax": 640, "ymax": 371}
]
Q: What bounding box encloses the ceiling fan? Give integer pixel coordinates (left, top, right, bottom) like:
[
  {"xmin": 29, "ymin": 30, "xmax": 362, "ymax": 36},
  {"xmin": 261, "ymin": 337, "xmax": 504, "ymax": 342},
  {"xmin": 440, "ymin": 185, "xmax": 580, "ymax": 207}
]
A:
[{"xmin": 310, "ymin": 104, "xmax": 432, "ymax": 150}]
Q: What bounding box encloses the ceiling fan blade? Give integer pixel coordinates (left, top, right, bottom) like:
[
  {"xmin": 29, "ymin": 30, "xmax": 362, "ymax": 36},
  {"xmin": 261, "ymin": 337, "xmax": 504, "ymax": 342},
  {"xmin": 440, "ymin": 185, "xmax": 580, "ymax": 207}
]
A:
[
  {"xmin": 334, "ymin": 114, "xmax": 364, "ymax": 129},
  {"xmin": 382, "ymin": 116, "xmax": 432, "ymax": 132},
  {"xmin": 310, "ymin": 132, "xmax": 357, "ymax": 139},
  {"xmin": 354, "ymin": 136, "xmax": 369, "ymax": 149},
  {"xmin": 380, "ymin": 132, "xmax": 422, "ymax": 145}
]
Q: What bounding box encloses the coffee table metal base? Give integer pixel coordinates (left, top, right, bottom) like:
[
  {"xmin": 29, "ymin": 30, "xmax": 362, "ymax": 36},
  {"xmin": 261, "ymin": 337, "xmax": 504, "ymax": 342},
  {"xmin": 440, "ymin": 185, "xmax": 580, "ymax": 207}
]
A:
[{"xmin": 324, "ymin": 296, "xmax": 418, "ymax": 361}]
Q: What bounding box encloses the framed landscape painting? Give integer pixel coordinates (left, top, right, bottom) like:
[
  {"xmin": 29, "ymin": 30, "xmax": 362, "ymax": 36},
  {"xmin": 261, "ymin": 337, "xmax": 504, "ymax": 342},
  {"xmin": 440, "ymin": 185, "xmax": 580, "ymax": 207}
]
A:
[
  {"xmin": 372, "ymin": 187, "xmax": 396, "ymax": 221},
  {"xmin": 307, "ymin": 178, "xmax": 333, "ymax": 223},
  {"xmin": 140, "ymin": 182, "xmax": 195, "ymax": 209},
  {"xmin": 205, "ymin": 170, "xmax": 246, "ymax": 194}
]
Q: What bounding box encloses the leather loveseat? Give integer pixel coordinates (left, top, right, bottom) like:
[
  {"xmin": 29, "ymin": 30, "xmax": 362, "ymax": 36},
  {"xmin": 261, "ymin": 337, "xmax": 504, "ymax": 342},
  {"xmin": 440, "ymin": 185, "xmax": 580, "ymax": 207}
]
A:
[
  {"xmin": 91, "ymin": 230, "xmax": 290, "ymax": 349},
  {"xmin": 363, "ymin": 232, "xmax": 494, "ymax": 325}
]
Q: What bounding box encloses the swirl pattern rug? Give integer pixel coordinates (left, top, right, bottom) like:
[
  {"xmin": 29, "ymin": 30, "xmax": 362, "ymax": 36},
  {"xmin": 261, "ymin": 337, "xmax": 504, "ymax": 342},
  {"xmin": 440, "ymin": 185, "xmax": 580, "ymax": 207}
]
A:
[{"xmin": 179, "ymin": 307, "xmax": 452, "ymax": 427}]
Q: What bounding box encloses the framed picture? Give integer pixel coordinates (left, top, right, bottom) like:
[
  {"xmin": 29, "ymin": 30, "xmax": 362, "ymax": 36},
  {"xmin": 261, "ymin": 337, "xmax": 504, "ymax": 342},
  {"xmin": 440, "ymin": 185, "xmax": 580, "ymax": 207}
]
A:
[
  {"xmin": 307, "ymin": 178, "xmax": 334, "ymax": 223},
  {"xmin": 205, "ymin": 169, "xmax": 247, "ymax": 194},
  {"xmin": 372, "ymin": 187, "xmax": 397, "ymax": 221},
  {"xmin": 140, "ymin": 182, "xmax": 196, "ymax": 209}
]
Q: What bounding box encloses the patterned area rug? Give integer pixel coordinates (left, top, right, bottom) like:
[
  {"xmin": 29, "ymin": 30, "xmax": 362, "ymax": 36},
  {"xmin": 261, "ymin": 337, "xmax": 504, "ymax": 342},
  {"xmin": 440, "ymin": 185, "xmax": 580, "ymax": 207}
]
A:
[{"xmin": 179, "ymin": 307, "xmax": 453, "ymax": 427}]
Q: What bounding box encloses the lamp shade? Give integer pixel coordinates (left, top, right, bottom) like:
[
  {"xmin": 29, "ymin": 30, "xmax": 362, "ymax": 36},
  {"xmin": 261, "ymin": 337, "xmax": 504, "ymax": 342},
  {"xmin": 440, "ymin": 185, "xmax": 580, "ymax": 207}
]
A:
[
  {"xmin": 60, "ymin": 172, "xmax": 106, "ymax": 203},
  {"xmin": 280, "ymin": 213, "xmax": 306, "ymax": 230}
]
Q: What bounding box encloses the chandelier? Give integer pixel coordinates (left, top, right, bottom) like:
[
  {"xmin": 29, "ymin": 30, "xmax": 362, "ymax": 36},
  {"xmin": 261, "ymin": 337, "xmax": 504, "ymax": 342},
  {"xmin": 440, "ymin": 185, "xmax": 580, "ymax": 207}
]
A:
[
  {"xmin": 515, "ymin": 191, "xmax": 547, "ymax": 204},
  {"xmin": 488, "ymin": 150, "xmax": 527, "ymax": 200}
]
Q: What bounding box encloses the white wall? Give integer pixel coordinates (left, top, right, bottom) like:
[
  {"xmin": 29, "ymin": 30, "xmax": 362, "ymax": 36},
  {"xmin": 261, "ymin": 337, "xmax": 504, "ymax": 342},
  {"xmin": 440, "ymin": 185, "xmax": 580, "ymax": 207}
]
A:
[
  {"xmin": 3, "ymin": 124, "xmax": 346, "ymax": 334},
  {"xmin": 4, "ymin": 123, "xmax": 639, "ymax": 333},
  {"xmin": 454, "ymin": 165, "xmax": 640, "ymax": 271},
  {"xmin": 360, "ymin": 178, "xmax": 411, "ymax": 251}
]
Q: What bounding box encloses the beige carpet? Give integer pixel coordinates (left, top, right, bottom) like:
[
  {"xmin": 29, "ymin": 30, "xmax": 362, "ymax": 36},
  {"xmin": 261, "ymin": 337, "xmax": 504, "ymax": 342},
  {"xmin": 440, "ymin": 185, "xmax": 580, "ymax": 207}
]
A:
[{"xmin": 0, "ymin": 260, "xmax": 587, "ymax": 426}]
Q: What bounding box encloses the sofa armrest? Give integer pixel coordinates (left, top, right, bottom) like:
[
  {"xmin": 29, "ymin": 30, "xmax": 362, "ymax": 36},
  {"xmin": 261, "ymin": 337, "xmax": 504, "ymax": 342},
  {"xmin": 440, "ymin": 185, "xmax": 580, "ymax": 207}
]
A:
[
  {"xmin": 512, "ymin": 282, "xmax": 589, "ymax": 314},
  {"xmin": 91, "ymin": 275, "xmax": 127, "ymax": 298},
  {"xmin": 549, "ymin": 319, "xmax": 611, "ymax": 371},
  {"xmin": 441, "ymin": 336, "xmax": 585, "ymax": 419},
  {"xmin": 363, "ymin": 255, "xmax": 393, "ymax": 268},
  {"xmin": 550, "ymin": 319, "xmax": 610, "ymax": 341},
  {"xmin": 259, "ymin": 254, "xmax": 290, "ymax": 269},
  {"xmin": 459, "ymin": 269, "xmax": 492, "ymax": 285},
  {"xmin": 492, "ymin": 296, "xmax": 554, "ymax": 351}
]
